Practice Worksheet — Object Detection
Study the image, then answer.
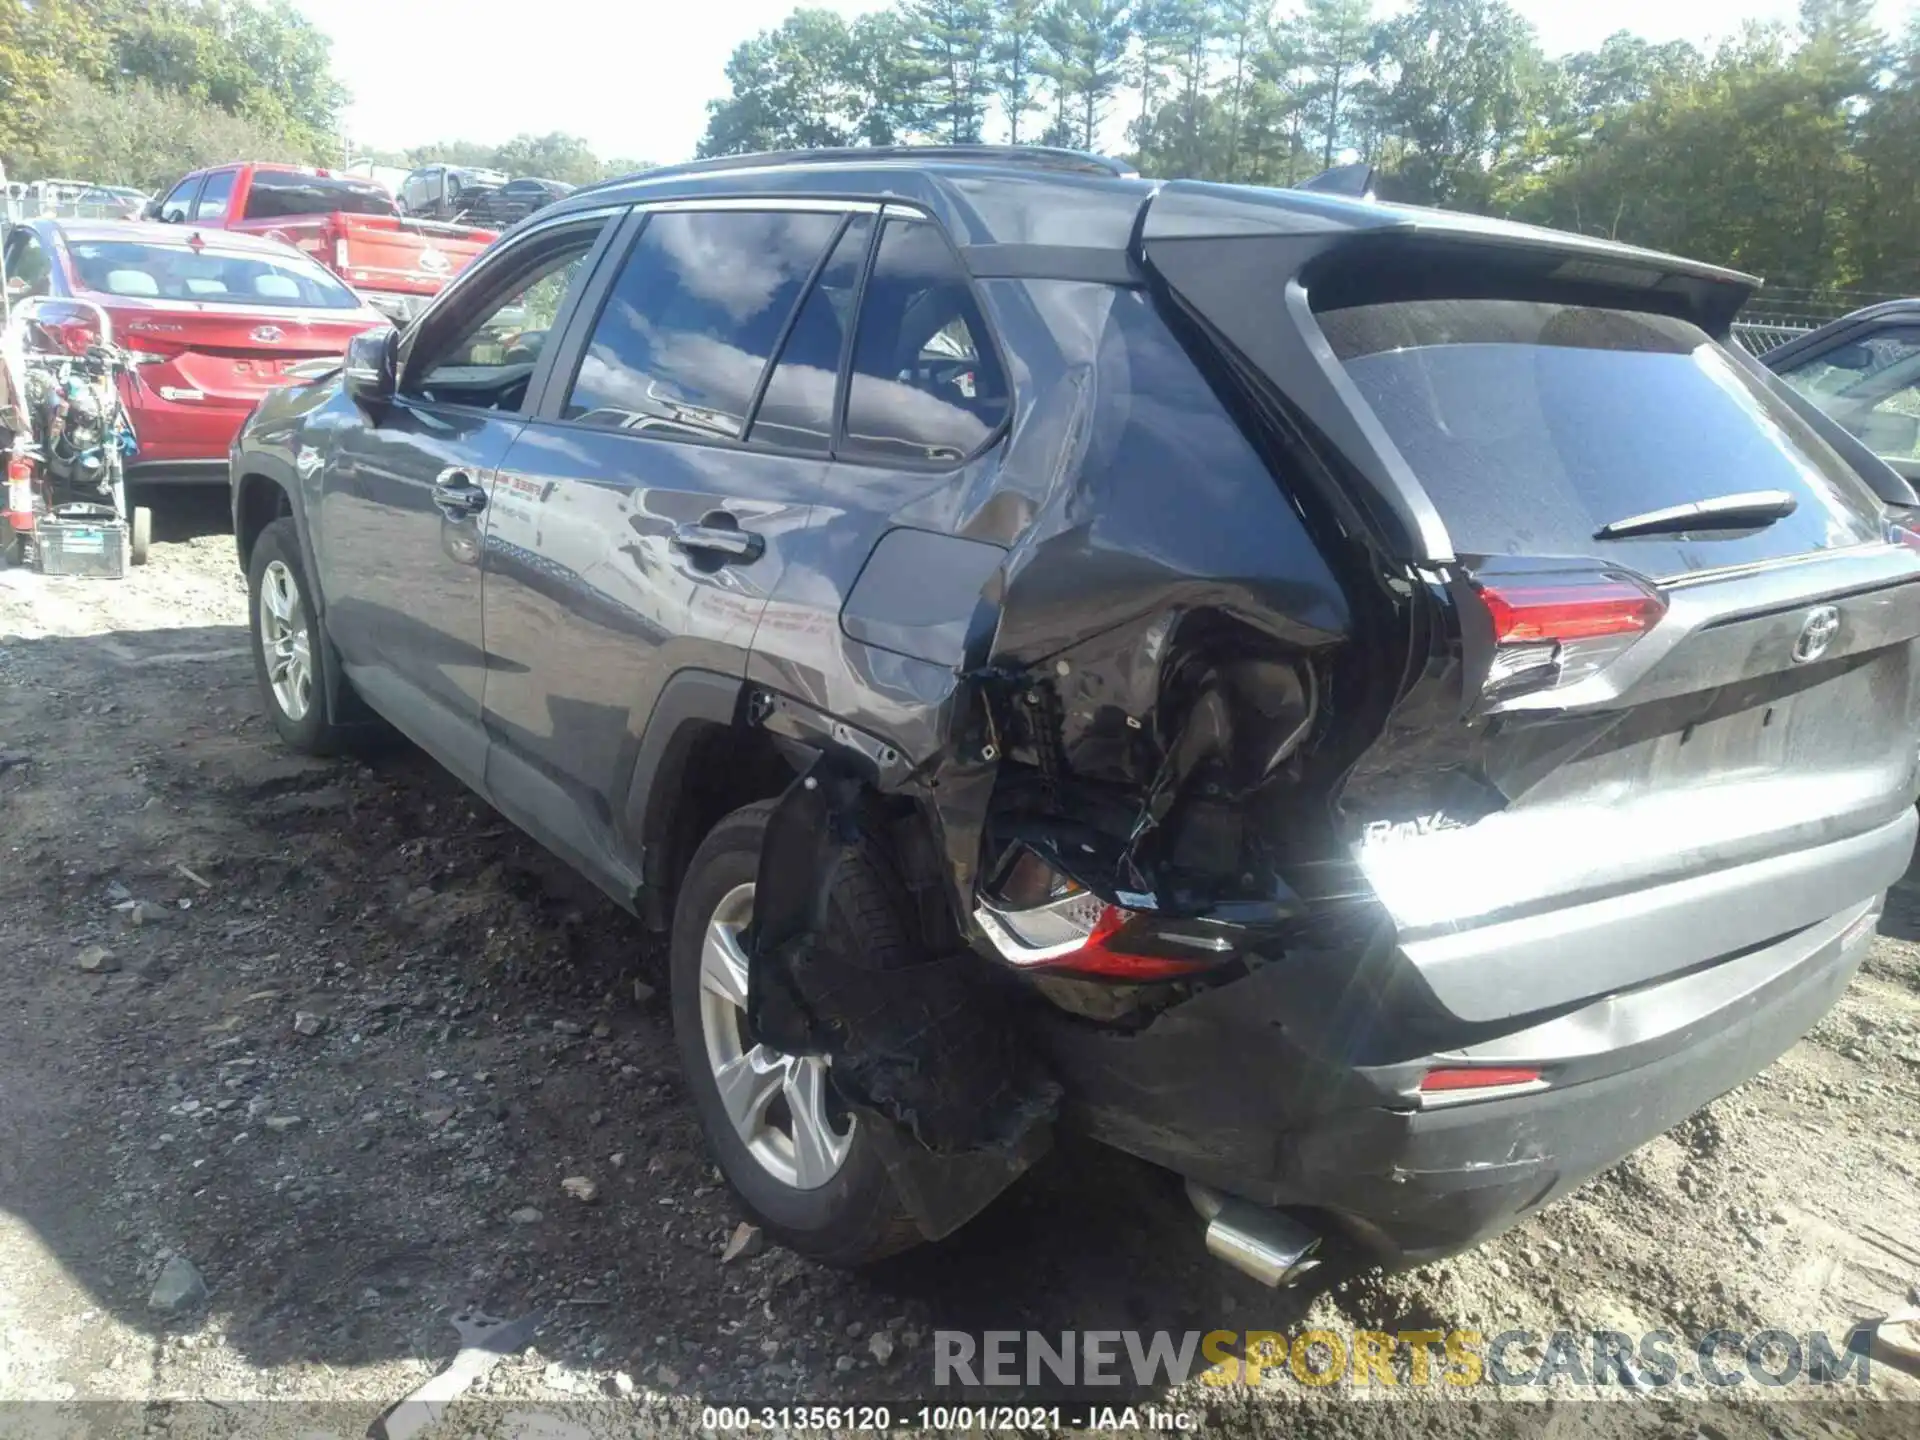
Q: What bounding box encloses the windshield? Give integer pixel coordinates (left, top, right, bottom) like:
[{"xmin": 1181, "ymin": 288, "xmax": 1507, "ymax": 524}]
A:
[
  {"xmin": 242, "ymin": 171, "xmax": 397, "ymax": 220},
  {"xmin": 1320, "ymin": 299, "xmax": 1886, "ymax": 576},
  {"xmin": 68, "ymin": 240, "xmax": 364, "ymax": 310}
]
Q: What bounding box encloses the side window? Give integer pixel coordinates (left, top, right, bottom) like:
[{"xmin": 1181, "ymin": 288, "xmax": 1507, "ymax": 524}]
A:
[
  {"xmin": 193, "ymin": 170, "xmax": 236, "ymax": 222},
  {"xmin": 840, "ymin": 218, "xmax": 1009, "ymax": 465},
  {"xmin": 1778, "ymin": 327, "xmax": 1920, "ymax": 462},
  {"xmin": 405, "ymin": 224, "xmax": 605, "ymax": 412},
  {"xmin": 561, "ymin": 209, "xmax": 841, "ymax": 441},
  {"xmin": 5, "ymin": 230, "xmax": 51, "ymax": 297},
  {"xmin": 158, "ymin": 176, "xmax": 200, "ymax": 224},
  {"xmin": 748, "ymin": 216, "xmax": 872, "ymax": 455}
]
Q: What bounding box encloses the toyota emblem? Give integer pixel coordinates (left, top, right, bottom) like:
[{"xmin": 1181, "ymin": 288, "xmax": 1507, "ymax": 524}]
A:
[
  {"xmin": 418, "ymin": 247, "xmax": 451, "ymax": 275},
  {"xmin": 250, "ymin": 325, "xmax": 283, "ymax": 343},
  {"xmin": 1792, "ymin": 605, "xmax": 1840, "ymax": 664}
]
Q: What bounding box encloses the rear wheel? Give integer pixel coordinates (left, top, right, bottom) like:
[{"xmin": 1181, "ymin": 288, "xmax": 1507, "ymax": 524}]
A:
[
  {"xmin": 130, "ymin": 506, "xmax": 151, "ymax": 566},
  {"xmin": 670, "ymin": 800, "xmax": 920, "ymax": 1266},
  {"xmin": 247, "ymin": 518, "xmax": 343, "ymax": 755}
]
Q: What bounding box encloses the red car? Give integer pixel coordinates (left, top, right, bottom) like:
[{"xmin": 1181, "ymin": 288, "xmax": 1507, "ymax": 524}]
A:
[{"xmin": 1, "ymin": 218, "xmax": 388, "ymax": 483}]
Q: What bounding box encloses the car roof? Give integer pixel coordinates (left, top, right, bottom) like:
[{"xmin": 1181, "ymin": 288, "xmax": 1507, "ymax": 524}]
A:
[
  {"xmin": 41, "ymin": 218, "xmax": 310, "ymax": 256},
  {"xmin": 552, "ymin": 147, "xmax": 1750, "ymax": 290},
  {"xmin": 1753, "ymin": 297, "xmax": 1920, "ymax": 364}
]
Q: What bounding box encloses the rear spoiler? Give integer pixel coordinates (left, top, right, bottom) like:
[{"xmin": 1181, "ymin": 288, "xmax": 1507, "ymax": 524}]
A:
[{"xmin": 1137, "ymin": 180, "xmax": 1766, "ymax": 563}]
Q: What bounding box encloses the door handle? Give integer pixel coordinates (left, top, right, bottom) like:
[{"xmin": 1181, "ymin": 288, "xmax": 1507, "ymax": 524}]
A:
[
  {"xmin": 431, "ymin": 466, "xmax": 487, "ymax": 519},
  {"xmin": 671, "ymin": 514, "xmax": 765, "ymax": 564}
]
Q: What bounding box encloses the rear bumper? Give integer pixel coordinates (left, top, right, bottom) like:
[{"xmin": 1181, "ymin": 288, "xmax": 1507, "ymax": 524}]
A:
[
  {"xmin": 127, "ymin": 459, "xmax": 227, "ymax": 486},
  {"xmin": 1039, "ymin": 813, "xmax": 1909, "ymax": 1261}
]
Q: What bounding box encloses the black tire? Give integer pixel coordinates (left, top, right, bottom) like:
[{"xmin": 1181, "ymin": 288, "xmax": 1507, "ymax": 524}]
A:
[
  {"xmin": 130, "ymin": 506, "xmax": 151, "ymax": 566},
  {"xmin": 670, "ymin": 800, "xmax": 921, "ymax": 1267},
  {"xmin": 246, "ymin": 517, "xmax": 343, "ymax": 755}
]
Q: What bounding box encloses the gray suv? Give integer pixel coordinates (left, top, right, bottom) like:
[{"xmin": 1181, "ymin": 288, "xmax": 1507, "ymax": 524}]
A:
[{"xmin": 229, "ymin": 146, "xmax": 1920, "ymax": 1284}]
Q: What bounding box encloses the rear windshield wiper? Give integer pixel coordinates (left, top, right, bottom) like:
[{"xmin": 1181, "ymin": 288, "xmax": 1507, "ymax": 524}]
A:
[{"xmin": 1594, "ymin": 490, "xmax": 1798, "ymax": 541}]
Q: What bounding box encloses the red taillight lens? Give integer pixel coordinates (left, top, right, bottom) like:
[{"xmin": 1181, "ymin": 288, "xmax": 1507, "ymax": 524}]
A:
[
  {"xmin": 1476, "ymin": 578, "xmax": 1664, "ymax": 643},
  {"xmin": 1046, "ymin": 905, "xmax": 1220, "ymax": 982},
  {"xmin": 30, "ymin": 303, "xmax": 99, "ymax": 356},
  {"xmin": 1420, "ymin": 1067, "xmax": 1543, "ymax": 1093}
]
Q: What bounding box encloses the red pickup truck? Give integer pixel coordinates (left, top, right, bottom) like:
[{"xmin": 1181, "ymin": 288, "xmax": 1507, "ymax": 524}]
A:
[{"xmin": 148, "ymin": 164, "xmax": 495, "ymax": 324}]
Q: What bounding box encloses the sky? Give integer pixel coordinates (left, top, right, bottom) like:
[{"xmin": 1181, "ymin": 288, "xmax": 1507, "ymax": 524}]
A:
[{"xmin": 290, "ymin": 0, "xmax": 1915, "ymax": 168}]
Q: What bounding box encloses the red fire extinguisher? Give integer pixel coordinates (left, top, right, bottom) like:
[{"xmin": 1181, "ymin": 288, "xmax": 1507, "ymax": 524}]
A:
[{"xmin": 4, "ymin": 447, "xmax": 38, "ymax": 562}]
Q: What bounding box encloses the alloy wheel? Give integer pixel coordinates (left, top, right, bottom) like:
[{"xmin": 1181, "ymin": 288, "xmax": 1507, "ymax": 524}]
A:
[
  {"xmin": 696, "ymin": 882, "xmax": 855, "ymax": 1190},
  {"xmin": 258, "ymin": 558, "xmax": 313, "ymax": 722}
]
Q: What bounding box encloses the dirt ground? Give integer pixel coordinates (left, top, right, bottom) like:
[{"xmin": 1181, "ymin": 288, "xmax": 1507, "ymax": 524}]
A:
[{"xmin": 3, "ymin": 493, "xmax": 1920, "ymax": 1438}]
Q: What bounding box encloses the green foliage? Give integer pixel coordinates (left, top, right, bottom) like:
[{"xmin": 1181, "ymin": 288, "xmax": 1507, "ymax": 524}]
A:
[{"xmin": 0, "ymin": 0, "xmax": 345, "ymax": 184}]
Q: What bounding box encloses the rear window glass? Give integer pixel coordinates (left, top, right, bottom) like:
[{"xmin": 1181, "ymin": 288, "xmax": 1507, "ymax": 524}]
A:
[
  {"xmin": 1319, "ymin": 300, "xmax": 1886, "ymax": 575},
  {"xmin": 68, "ymin": 241, "xmax": 363, "ymax": 310},
  {"xmin": 242, "ymin": 171, "xmax": 397, "ymax": 220}
]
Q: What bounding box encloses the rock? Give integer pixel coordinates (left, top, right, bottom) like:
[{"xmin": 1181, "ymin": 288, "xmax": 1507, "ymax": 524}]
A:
[
  {"xmin": 263, "ymin": 1116, "xmax": 303, "ymax": 1132},
  {"xmin": 721, "ymin": 1221, "xmax": 764, "ymax": 1263},
  {"xmin": 292, "ymin": 1011, "xmax": 328, "ymax": 1037},
  {"xmin": 428, "ymin": 1069, "xmax": 448, "ymax": 1081},
  {"xmin": 508, "ymin": 1207, "xmax": 543, "ymax": 1225},
  {"xmin": 106, "ymin": 881, "xmax": 133, "ymax": 905},
  {"xmin": 128, "ymin": 901, "xmax": 171, "ymax": 926},
  {"xmin": 148, "ymin": 1256, "xmax": 207, "ymax": 1313},
  {"xmin": 609, "ymin": 1152, "xmax": 626, "ymax": 1170},
  {"xmin": 421, "ymin": 1108, "xmax": 455, "ymax": 1128},
  {"xmin": 588, "ymin": 1109, "xmax": 605, "ymax": 1127},
  {"xmin": 835, "ymin": 1354, "xmax": 856, "ymax": 1373},
  {"xmin": 591, "ymin": 1020, "xmax": 611, "ymax": 1039},
  {"xmin": 846, "ymin": 1321, "xmax": 864, "ymax": 1339},
  {"xmin": 543, "ymin": 1361, "xmax": 588, "ymax": 1395},
  {"xmin": 610, "ymin": 1371, "xmax": 635, "ymax": 1397},
  {"xmin": 246, "ymin": 1096, "xmax": 270, "ymax": 1118},
  {"xmin": 869, "ymin": 1332, "xmax": 896, "ymax": 1366},
  {"xmin": 562, "ymin": 1175, "xmax": 600, "ymax": 1204},
  {"xmin": 552, "ymin": 1019, "xmax": 584, "ymax": 1036},
  {"xmin": 632, "ymin": 980, "xmax": 657, "ymax": 1004},
  {"xmin": 76, "ymin": 945, "xmax": 118, "ymax": 973},
  {"xmin": 654, "ymin": 1364, "xmax": 680, "ymax": 1387}
]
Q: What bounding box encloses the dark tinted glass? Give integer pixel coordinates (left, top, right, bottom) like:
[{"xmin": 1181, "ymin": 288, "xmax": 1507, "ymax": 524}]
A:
[
  {"xmin": 1321, "ymin": 299, "xmax": 1885, "ymax": 576},
  {"xmin": 243, "ymin": 171, "xmax": 398, "ymax": 220},
  {"xmin": 748, "ymin": 216, "xmax": 871, "ymax": 455},
  {"xmin": 841, "ymin": 219, "xmax": 1008, "ymax": 464},
  {"xmin": 562, "ymin": 210, "xmax": 839, "ymax": 441}
]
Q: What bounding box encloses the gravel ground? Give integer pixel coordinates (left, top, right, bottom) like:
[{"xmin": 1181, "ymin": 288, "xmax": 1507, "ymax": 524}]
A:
[{"xmin": 1, "ymin": 493, "xmax": 1919, "ymax": 1438}]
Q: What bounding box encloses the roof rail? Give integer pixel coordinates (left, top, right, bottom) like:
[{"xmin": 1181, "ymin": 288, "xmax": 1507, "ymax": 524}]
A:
[{"xmin": 602, "ymin": 145, "xmax": 1140, "ymax": 188}]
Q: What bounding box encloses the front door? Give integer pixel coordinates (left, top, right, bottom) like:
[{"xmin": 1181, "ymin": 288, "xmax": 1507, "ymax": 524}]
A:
[
  {"xmin": 317, "ymin": 215, "xmax": 614, "ymax": 787},
  {"xmin": 479, "ymin": 205, "xmax": 853, "ymax": 891}
]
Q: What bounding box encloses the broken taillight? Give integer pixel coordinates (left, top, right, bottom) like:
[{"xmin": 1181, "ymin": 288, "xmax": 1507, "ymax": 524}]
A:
[
  {"xmin": 975, "ymin": 847, "xmax": 1232, "ymax": 983},
  {"xmin": 1469, "ymin": 567, "xmax": 1665, "ymax": 697}
]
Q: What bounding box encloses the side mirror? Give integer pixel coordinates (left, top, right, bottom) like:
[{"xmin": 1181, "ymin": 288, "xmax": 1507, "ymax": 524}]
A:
[{"xmin": 343, "ymin": 327, "xmax": 397, "ymax": 406}]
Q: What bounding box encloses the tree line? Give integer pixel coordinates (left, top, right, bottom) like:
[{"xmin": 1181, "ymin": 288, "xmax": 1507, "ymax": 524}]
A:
[
  {"xmin": 699, "ymin": 0, "xmax": 1920, "ymax": 298},
  {"xmin": 0, "ymin": 0, "xmax": 648, "ymax": 197}
]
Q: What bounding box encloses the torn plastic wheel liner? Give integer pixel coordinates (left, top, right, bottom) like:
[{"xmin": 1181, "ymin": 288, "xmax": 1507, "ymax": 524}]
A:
[{"xmin": 745, "ymin": 752, "xmax": 1062, "ymax": 1159}]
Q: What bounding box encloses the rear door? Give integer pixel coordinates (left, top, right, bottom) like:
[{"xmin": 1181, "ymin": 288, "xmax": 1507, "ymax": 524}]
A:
[
  {"xmin": 1143, "ymin": 216, "xmax": 1920, "ymax": 1021},
  {"xmin": 317, "ymin": 212, "xmax": 617, "ymax": 790},
  {"xmin": 477, "ymin": 202, "xmax": 848, "ymax": 891},
  {"xmin": 1768, "ymin": 314, "xmax": 1920, "ymax": 485}
]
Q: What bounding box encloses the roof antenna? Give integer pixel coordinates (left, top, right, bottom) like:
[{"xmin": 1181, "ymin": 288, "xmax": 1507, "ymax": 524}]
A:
[{"xmin": 1296, "ymin": 161, "xmax": 1374, "ymax": 200}]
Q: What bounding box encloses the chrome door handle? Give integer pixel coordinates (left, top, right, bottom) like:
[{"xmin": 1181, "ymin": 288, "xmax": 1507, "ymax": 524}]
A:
[
  {"xmin": 431, "ymin": 466, "xmax": 487, "ymax": 518},
  {"xmin": 670, "ymin": 514, "xmax": 764, "ymax": 564}
]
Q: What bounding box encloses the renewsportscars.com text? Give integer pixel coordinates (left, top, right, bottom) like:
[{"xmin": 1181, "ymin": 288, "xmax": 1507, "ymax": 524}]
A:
[{"xmin": 934, "ymin": 1327, "xmax": 1876, "ymax": 1390}]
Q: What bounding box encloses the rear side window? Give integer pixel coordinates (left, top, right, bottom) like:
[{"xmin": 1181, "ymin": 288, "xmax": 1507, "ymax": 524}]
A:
[
  {"xmin": 243, "ymin": 171, "xmax": 398, "ymax": 220},
  {"xmin": 748, "ymin": 215, "xmax": 872, "ymax": 455},
  {"xmin": 194, "ymin": 170, "xmax": 236, "ymax": 222},
  {"xmin": 1320, "ymin": 299, "xmax": 1886, "ymax": 576},
  {"xmin": 841, "ymin": 219, "xmax": 1008, "ymax": 464},
  {"xmin": 561, "ymin": 209, "xmax": 840, "ymax": 441}
]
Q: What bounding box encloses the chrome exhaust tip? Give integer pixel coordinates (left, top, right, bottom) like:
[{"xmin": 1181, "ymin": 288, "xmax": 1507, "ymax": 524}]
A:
[{"xmin": 1186, "ymin": 1181, "xmax": 1322, "ymax": 1288}]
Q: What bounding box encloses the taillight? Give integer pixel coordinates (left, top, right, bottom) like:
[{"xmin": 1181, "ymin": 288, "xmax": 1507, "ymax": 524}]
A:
[
  {"xmin": 29, "ymin": 302, "xmax": 99, "ymax": 356},
  {"xmin": 974, "ymin": 846, "xmax": 1234, "ymax": 983},
  {"xmin": 1418, "ymin": 1066, "xmax": 1546, "ymax": 1105},
  {"xmin": 1469, "ymin": 567, "xmax": 1665, "ymax": 697},
  {"xmin": 1477, "ymin": 578, "xmax": 1663, "ymax": 643}
]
